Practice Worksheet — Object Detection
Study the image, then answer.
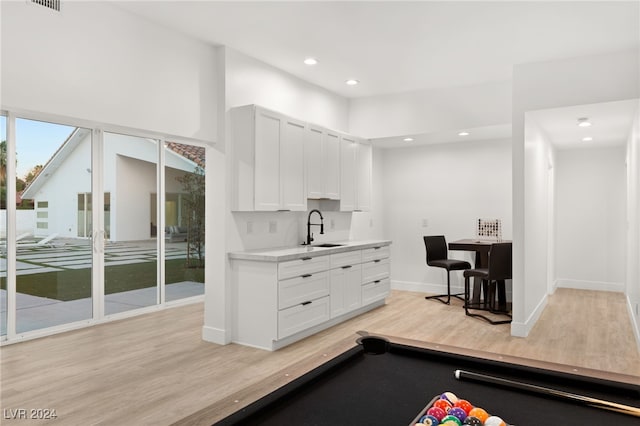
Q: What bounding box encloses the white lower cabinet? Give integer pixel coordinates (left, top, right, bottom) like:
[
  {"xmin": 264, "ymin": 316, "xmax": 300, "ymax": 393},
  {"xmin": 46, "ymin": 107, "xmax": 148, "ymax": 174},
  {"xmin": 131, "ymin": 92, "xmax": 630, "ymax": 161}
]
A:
[
  {"xmin": 330, "ymin": 267, "xmax": 362, "ymax": 318},
  {"xmin": 231, "ymin": 243, "xmax": 390, "ymax": 351}
]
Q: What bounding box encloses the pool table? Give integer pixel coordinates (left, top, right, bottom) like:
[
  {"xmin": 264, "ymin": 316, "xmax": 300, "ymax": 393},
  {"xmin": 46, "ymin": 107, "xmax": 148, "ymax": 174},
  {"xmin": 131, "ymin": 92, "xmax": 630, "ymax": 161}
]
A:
[{"xmin": 187, "ymin": 334, "xmax": 640, "ymax": 426}]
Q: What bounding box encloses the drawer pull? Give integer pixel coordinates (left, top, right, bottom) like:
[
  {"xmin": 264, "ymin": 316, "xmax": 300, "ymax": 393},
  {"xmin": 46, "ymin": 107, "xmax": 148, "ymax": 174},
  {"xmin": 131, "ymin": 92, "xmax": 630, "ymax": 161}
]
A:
[
  {"xmin": 374, "ymin": 280, "xmax": 381, "ymax": 283},
  {"xmin": 302, "ymin": 301, "xmax": 312, "ymax": 306},
  {"xmin": 374, "ymin": 246, "xmax": 381, "ymax": 250},
  {"xmin": 374, "ymin": 259, "xmax": 381, "ymax": 263},
  {"xmin": 301, "ymin": 257, "xmax": 312, "ymax": 261},
  {"xmin": 341, "ymin": 265, "xmax": 352, "ymax": 269},
  {"xmin": 301, "ymin": 274, "xmax": 312, "ymax": 278}
]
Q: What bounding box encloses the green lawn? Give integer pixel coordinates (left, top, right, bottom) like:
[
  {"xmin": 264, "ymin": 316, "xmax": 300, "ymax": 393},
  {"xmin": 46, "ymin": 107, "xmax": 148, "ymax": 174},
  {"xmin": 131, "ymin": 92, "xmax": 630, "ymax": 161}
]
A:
[{"xmin": 4, "ymin": 259, "xmax": 204, "ymax": 301}]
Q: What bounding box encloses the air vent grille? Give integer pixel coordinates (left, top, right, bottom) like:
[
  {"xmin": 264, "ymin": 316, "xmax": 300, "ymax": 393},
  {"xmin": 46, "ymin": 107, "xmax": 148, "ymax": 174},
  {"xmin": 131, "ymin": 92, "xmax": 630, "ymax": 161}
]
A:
[{"xmin": 31, "ymin": 0, "xmax": 61, "ymax": 12}]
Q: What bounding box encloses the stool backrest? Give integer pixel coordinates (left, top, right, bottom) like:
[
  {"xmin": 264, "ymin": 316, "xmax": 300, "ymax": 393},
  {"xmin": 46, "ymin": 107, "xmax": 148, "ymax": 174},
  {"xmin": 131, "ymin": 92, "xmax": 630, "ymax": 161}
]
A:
[
  {"xmin": 488, "ymin": 242, "xmax": 512, "ymax": 281},
  {"xmin": 424, "ymin": 235, "xmax": 448, "ymax": 264}
]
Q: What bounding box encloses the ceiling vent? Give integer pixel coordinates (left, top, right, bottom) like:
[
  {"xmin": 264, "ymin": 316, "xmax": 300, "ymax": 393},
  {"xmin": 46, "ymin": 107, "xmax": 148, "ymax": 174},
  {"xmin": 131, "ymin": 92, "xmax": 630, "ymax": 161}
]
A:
[{"xmin": 30, "ymin": 0, "xmax": 61, "ymax": 12}]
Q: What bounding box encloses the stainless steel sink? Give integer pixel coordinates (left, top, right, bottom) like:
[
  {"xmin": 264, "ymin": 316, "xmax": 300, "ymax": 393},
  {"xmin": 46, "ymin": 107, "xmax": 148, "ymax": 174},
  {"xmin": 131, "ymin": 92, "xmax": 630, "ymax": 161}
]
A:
[{"xmin": 313, "ymin": 243, "xmax": 344, "ymax": 248}]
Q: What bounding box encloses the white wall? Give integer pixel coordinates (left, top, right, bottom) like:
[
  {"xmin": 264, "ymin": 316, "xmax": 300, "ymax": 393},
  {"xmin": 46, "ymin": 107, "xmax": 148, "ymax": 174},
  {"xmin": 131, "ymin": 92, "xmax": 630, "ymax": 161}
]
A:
[
  {"xmin": 555, "ymin": 147, "xmax": 627, "ymax": 292},
  {"xmin": 349, "ymin": 80, "xmax": 511, "ymax": 139},
  {"xmin": 626, "ymin": 106, "xmax": 640, "ymax": 343},
  {"xmin": 380, "ymin": 139, "xmax": 512, "ymax": 295},
  {"xmin": 521, "ymin": 118, "xmax": 555, "ymax": 333},
  {"xmin": 512, "ymin": 49, "xmax": 640, "ymax": 337},
  {"xmin": 1, "ymin": 1, "xmax": 218, "ymax": 141}
]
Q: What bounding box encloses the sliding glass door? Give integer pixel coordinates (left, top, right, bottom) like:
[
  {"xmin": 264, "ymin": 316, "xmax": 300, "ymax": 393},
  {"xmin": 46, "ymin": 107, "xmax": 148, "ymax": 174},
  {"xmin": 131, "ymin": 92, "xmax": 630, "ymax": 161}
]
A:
[
  {"xmin": 103, "ymin": 132, "xmax": 159, "ymax": 315},
  {"xmin": 164, "ymin": 142, "xmax": 205, "ymax": 302},
  {"xmin": 15, "ymin": 118, "xmax": 93, "ymax": 333},
  {"xmin": 1, "ymin": 115, "xmax": 6, "ymax": 337},
  {"xmin": 0, "ymin": 112, "xmax": 207, "ymax": 340}
]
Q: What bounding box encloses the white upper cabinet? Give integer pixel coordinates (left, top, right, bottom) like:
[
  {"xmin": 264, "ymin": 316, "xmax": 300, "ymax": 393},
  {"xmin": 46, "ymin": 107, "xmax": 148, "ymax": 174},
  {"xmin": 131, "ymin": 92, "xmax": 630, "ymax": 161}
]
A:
[
  {"xmin": 339, "ymin": 135, "xmax": 357, "ymax": 211},
  {"xmin": 340, "ymin": 136, "xmax": 372, "ymax": 212},
  {"xmin": 231, "ymin": 105, "xmax": 307, "ymax": 211},
  {"xmin": 231, "ymin": 104, "xmax": 370, "ymax": 212},
  {"xmin": 306, "ymin": 125, "xmax": 340, "ymax": 200},
  {"xmin": 356, "ymin": 141, "xmax": 372, "ymax": 211}
]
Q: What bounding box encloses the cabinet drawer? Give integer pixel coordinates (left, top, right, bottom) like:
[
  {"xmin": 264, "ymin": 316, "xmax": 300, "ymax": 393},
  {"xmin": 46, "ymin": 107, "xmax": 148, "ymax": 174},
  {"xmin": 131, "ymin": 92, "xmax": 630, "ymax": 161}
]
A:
[
  {"xmin": 362, "ymin": 258, "xmax": 390, "ymax": 283},
  {"xmin": 330, "ymin": 250, "xmax": 362, "ymax": 269},
  {"xmin": 278, "ymin": 255, "xmax": 330, "ymax": 280},
  {"xmin": 362, "ymin": 245, "xmax": 390, "ymax": 262},
  {"xmin": 278, "ymin": 296, "xmax": 330, "ymax": 339},
  {"xmin": 362, "ymin": 278, "xmax": 390, "ymax": 305},
  {"xmin": 278, "ymin": 271, "xmax": 330, "ymax": 310}
]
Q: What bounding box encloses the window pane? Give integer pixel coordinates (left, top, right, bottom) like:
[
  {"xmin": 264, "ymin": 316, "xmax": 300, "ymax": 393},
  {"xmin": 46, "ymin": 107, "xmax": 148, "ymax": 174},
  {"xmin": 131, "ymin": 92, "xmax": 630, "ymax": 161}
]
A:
[
  {"xmin": 104, "ymin": 133, "xmax": 158, "ymax": 314},
  {"xmin": 15, "ymin": 118, "xmax": 92, "ymax": 333},
  {"xmin": 164, "ymin": 142, "xmax": 204, "ymax": 302}
]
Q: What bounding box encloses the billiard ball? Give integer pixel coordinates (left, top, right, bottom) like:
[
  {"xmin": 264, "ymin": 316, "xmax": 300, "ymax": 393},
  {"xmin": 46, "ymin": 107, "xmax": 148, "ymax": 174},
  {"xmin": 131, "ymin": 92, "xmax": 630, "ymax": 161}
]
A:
[
  {"xmin": 418, "ymin": 414, "xmax": 439, "ymax": 425},
  {"xmin": 484, "ymin": 416, "xmax": 506, "ymax": 426},
  {"xmin": 426, "ymin": 406, "xmax": 447, "ymax": 421},
  {"xmin": 462, "ymin": 416, "xmax": 482, "ymax": 425},
  {"xmin": 440, "ymin": 415, "xmax": 463, "ymax": 426},
  {"xmin": 453, "ymin": 399, "xmax": 473, "ymax": 414},
  {"xmin": 434, "ymin": 398, "xmax": 453, "ymax": 412},
  {"xmin": 440, "ymin": 392, "xmax": 459, "ymax": 404},
  {"xmin": 448, "ymin": 407, "xmax": 467, "ymax": 422},
  {"xmin": 467, "ymin": 407, "xmax": 489, "ymax": 423}
]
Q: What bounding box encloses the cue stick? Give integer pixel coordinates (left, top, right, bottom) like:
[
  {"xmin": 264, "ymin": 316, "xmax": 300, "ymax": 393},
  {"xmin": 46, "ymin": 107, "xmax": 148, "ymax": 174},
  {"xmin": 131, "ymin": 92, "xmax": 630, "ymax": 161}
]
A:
[{"xmin": 454, "ymin": 369, "xmax": 640, "ymax": 418}]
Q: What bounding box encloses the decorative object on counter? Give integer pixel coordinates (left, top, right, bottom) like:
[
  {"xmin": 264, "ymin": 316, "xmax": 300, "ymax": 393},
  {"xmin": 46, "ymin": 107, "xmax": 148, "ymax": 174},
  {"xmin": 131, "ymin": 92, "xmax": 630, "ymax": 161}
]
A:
[{"xmin": 476, "ymin": 218, "xmax": 502, "ymax": 242}]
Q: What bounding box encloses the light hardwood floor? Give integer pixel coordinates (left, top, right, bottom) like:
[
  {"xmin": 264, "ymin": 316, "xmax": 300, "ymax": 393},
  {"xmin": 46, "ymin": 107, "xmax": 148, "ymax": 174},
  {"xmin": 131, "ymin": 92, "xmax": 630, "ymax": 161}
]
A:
[{"xmin": 1, "ymin": 288, "xmax": 639, "ymax": 425}]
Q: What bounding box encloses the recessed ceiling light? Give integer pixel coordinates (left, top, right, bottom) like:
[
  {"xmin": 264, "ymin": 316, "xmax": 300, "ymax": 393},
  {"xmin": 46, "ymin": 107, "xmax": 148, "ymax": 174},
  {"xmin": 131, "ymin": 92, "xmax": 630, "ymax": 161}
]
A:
[
  {"xmin": 582, "ymin": 136, "xmax": 593, "ymax": 142},
  {"xmin": 458, "ymin": 131, "xmax": 470, "ymax": 136},
  {"xmin": 403, "ymin": 137, "xmax": 414, "ymax": 142},
  {"xmin": 345, "ymin": 79, "xmax": 359, "ymax": 86},
  {"xmin": 303, "ymin": 57, "xmax": 318, "ymax": 65},
  {"xmin": 577, "ymin": 117, "xmax": 591, "ymax": 127}
]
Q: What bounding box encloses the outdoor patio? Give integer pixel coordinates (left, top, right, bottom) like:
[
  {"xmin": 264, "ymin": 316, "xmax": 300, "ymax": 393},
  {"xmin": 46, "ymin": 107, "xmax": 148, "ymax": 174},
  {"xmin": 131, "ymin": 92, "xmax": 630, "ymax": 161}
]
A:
[{"xmin": 1, "ymin": 237, "xmax": 204, "ymax": 335}]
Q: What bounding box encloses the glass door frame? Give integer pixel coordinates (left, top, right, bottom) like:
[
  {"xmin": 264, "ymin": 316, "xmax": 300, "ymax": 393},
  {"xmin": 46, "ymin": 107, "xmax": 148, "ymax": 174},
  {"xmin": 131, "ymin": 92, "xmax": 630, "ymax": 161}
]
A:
[{"xmin": 1, "ymin": 108, "xmax": 209, "ymax": 343}]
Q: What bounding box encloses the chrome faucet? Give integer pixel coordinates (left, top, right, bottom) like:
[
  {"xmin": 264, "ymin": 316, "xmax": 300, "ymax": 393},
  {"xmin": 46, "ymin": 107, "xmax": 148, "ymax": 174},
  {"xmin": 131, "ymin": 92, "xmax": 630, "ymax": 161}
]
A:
[{"xmin": 306, "ymin": 209, "xmax": 324, "ymax": 245}]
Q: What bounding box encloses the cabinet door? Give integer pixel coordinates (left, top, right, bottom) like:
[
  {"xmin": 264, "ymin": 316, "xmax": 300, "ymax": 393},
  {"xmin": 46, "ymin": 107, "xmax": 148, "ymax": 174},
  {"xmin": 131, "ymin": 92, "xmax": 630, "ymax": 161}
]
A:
[
  {"xmin": 339, "ymin": 135, "xmax": 357, "ymax": 211},
  {"xmin": 254, "ymin": 108, "xmax": 282, "ymax": 211},
  {"xmin": 324, "ymin": 131, "xmax": 341, "ymax": 200},
  {"xmin": 306, "ymin": 126, "xmax": 324, "ymax": 199},
  {"xmin": 330, "ymin": 265, "xmax": 362, "ymax": 318},
  {"xmin": 281, "ymin": 117, "xmax": 307, "ymax": 211},
  {"xmin": 356, "ymin": 141, "xmax": 372, "ymax": 211}
]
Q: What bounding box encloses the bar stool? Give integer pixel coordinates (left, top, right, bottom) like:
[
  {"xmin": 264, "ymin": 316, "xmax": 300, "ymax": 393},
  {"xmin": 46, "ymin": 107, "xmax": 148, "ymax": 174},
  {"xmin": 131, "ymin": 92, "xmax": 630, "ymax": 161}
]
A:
[
  {"xmin": 463, "ymin": 242, "xmax": 512, "ymax": 324},
  {"xmin": 423, "ymin": 236, "xmax": 471, "ymax": 305}
]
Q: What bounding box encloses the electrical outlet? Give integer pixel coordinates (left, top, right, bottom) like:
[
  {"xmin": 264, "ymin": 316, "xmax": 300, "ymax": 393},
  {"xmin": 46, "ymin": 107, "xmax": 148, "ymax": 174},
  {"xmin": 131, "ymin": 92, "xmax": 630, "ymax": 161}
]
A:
[
  {"xmin": 422, "ymin": 218, "xmax": 429, "ymax": 228},
  {"xmin": 369, "ymin": 218, "xmax": 374, "ymax": 227},
  {"xmin": 269, "ymin": 221, "xmax": 277, "ymax": 233},
  {"xmin": 330, "ymin": 219, "xmax": 335, "ymax": 230},
  {"xmin": 246, "ymin": 221, "xmax": 253, "ymax": 234}
]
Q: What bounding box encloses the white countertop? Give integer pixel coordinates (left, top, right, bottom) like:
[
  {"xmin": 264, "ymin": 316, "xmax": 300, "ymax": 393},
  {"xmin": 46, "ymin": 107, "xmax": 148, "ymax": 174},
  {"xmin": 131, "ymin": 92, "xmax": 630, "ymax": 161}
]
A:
[{"xmin": 228, "ymin": 239, "xmax": 391, "ymax": 262}]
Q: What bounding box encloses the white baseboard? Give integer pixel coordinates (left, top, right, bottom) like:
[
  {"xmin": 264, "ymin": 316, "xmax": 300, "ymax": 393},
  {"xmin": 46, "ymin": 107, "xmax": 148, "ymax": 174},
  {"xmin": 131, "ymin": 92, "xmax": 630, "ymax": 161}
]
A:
[
  {"xmin": 555, "ymin": 278, "xmax": 624, "ymax": 292},
  {"xmin": 391, "ymin": 280, "xmax": 464, "ymax": 295},
  {"xmin": 510, "ymin": 293, "xmax": 548, "ymax": 338},
  {"xmin": 625, "ymin": 294, "xmax": 640, "ymax": 352},
  {"xmin": 202, "ymin": 325, "xmax": 230, "ymax": 345},
  {"xmin": 391, "ymin": 280, "xmax": 513, "ymax": 301}
]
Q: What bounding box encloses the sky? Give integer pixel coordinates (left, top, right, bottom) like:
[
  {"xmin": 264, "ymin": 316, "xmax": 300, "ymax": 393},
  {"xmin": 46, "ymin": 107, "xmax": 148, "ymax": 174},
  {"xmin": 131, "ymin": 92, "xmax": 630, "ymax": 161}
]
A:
[{"xmin": 0, "ymin": 117, "xmax": 75, "ymax": 180}]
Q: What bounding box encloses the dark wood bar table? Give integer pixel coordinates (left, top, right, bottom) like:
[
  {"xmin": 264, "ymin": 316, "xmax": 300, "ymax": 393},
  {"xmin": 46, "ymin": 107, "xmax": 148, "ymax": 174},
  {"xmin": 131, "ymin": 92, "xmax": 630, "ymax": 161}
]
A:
[{"xmin": 448, "ymin": 239, "xmax": 511, "ymax": 310}]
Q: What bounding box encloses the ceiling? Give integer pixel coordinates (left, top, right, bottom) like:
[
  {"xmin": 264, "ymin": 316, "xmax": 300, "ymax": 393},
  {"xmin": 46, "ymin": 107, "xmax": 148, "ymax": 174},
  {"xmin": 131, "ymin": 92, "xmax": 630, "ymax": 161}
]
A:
[
  {"xmin": 114, "ymin": 1, "xmax": 640, "ymax": 147},
  {"xmin": 114, "ymin": 1, "xmax": 639, "ymax": 99},
  {"xmin": 528, "ymin": 99, "xmax": 639, "ymax": 150}
]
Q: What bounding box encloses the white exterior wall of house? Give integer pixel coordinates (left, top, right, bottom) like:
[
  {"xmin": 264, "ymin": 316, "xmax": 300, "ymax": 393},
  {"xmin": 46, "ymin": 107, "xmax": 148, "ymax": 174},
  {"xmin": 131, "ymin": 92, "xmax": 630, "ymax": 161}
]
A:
[
  {"xmin": 28, "ymin": 133, "xmax": 198, "ymax": 242},
  {"xmin": 29, "ymin": 132, "xmax": 93, "ymax": 239}
]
